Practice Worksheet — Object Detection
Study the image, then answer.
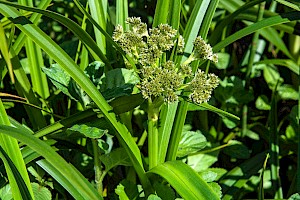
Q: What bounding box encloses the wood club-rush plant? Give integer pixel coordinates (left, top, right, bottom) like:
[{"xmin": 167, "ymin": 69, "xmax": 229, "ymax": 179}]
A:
[{"xmin": 0, "ymin": 0, "xmax": 299, "ymax": 199}]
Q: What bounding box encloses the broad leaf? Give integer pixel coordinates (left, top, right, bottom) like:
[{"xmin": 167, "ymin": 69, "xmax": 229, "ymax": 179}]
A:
[{"xmin": 177, "ymin": 130, "xmax": 207, "ymax": 157}]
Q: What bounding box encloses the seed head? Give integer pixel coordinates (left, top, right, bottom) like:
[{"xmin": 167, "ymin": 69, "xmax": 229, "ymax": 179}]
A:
[{"xmin": 188, "ymin": 70, "xmax": 219, "ymax": 104}]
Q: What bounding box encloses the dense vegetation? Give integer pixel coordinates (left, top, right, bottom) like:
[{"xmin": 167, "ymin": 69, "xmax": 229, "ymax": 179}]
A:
[{"xmin": 0, "ymin": 0, "xmax": 299, "ymax": 199}]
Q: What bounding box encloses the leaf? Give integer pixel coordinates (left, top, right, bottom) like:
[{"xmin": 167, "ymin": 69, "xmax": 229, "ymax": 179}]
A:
[
  {"xmin": 215, "ymin": 76, "xmax": 254, "ymax": 105},
  {"xmin": 207, "ymin": 182, "xmax": 222, "ymax": 199},
  {"xmin": 255, "ymin": 95, "xmax": 271, "ymax": 110},
  {"xmin": 68, "ymin": 124, "xmax": 107, "ymax": 139},
  {"xmin": 188, "ymin": 102, "xmax": 240, "ymax": 120},
  {"xmin": 288, "ymin": 193, "xmax": 300, "ymax": 200},
  {"xmin": 214, "ymin": 53, "xmax": 230, "ymax": 69},
  {"xmin": 31, "ymin": 183, "xmax": 51, "ymax": 200},
  {"xmin": 100, "ymin": 148, "xmax": 132, "ymax": 172},
  {"xmin": 188, "ymin": 150, "xmax": 219, "ymax": 172},
  {"xmin": 153, "ymin": 182, "xmax": 175, "ymax": 200},
  {"xmin": 177, "ymin": 131, "xmax": 207, "ymax": 157},
  {"xmin": 84, "ymin": 61, "xmax": 105, "ymax": 88},
  {"xmin": 220, "ymin": 151, "xmax": 267, "ymax": 199},
  {"xmin": 109, "ymin": 93, "xmax": 145, "ymax": 114},
  {"xmin": 100, "ymin": 68, "xmax": 139, "ymax": 100},
  {"xmin": 255, "ymin": 59, "xmax": 299, "ymax": 75},
  {"xmin": 243, "ymin": 129, "xmax": 260, "ymax": 140},
  {"xmin": 222, "ymin": 117, "xmax": 237, "ymax": 129},
  {"xmin": 42, "ymin": 64, "xmax": 74, "ymax": 99},
  {"xmin": 263, "ymin": 65, "xmax": 283, "ymax": 89},
  {"xmin": 148, "ymin": 161, "xmax": 219, "ymax": 200},
  {"xmin": 223, "ymin": 140, "xmax": 250, "ymax": 159},
  {"xmin": 115, "ymin": 180, "xmax": 139, "ymax": 200},
  {"xmin": 148, "ymin": 194, "xmax": 162, "ymax": 200},
  {"xmin": 0, "ymin": 125, "xmax": 103, "ymax": 199},
  {"xmin": 115, "ymin": 184, "xmax": 130, "ymax": 200},
  {"xmin": 199, "ymin": 168, "xmax": 227, "ymax": 181},
  {"xmin": 277, "ymin": 84, "xmax": 298, "ymax": 100},
  {"xmin": 199, "ymin": 170, "xmax": 218, "ymax": 183},
  {"xmin": 0, "ymin": 184, "xmax": 12, "ymax": 200}
]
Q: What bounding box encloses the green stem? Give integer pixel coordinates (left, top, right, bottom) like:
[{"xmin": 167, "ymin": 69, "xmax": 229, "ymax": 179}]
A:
[
  {"xmin": 166, "ymin": 101, "xmax": 189, "ymax": 161},
  {"xmin": 92, "ymin": 139, "xmax": 103, "ymax": 195},
  {"xmin": 269, "ymin": 82, "xmax": 283, "ymax": 199},
  {"xmin": 148, "ymin": 98, "xmax": 161, "ymax": 169}
]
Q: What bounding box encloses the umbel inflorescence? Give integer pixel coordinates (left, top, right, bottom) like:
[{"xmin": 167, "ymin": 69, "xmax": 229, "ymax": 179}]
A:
[{"xmin": 113, "ymin": 17, "xmax": 219, "ymax": 104}]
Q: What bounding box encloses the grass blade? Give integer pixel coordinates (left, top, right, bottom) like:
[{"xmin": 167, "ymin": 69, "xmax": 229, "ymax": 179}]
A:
[
  {"xmin": 88, "ymin": 0, "xmax": 107, "ymax": 52},
  {"xmin": 148, "ymin": 161, "xmax": 219, "ymax": 200},
  {"xmin": 0, "ymin": 99, "xmax": 34, "ymax": 199},
  {"xmin": 213, "ymin": 11, "xmax": 300, "ymax": 52},
  {"xmin": 0, "ymin": 0, "xmax": 110, "ymax": 68},
  {"xmin": 0, "ymin": 145, "xmax": 32, "ymax": 200},
  {"xmin": 0, "ymin": 125, "xmax": 103, "ymax": 199}
]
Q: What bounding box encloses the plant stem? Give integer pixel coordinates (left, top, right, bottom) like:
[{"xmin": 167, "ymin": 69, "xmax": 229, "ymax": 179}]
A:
[
  {"xmin": 148, "ymin": 98, "xmax": 161, "ymax": 169},
  {"xmin": 269, "ymin": 82, "xmax": 283, "ymax": 199},
  {"xmin": 166, "ymin": 101, "xmax": 189, "ymax": 161},
  {"xmin": 92, "ymin": 139, "xmax": 103, "ymax": 195}
]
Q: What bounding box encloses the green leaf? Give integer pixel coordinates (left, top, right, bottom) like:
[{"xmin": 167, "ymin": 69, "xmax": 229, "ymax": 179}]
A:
[
  {"xmin": 188, "ymin": 102, "xmax": 240, "ymax": 121},
  {"xmin": 115, "ymin": 183, "xmax": 130, "ymax": 200},
  {"xmin": 288, "ymin": 193, "xmax": 300, "ymax": 200},
  {"xmin": 220, "ymin": 151, "xmax": 267, "ymax": 199},
  {"xmin": 116, "ymin": 180, "xmax": 139, "ymax": 200},
  {"xmin": 255, "ymin": 95, "xmax": 271, "ymax": 110},
  {"xmin": 109, "ymin": 93, "xmax": 145, "ymax": 114},
  {"xmin": 0, "ymin": 145, "xmax": 32, "ymax": 200},
  {"xmin": 31, "ymin": 183, "xmax": 51, "ymax": 200},
  {"xmin": 187, "ymin": 150, "xmax": 219, "ymax": 172},
  {"xmin": 222, "ymin": 117, "xmax": 237, "ymax": 129},
  {"xmin": 148, "ymin": 161, "xmax": 219, "ymax": 200},
  {"xmin": 223, "ymin": 140, "xmax": 250, "ymax": 159},
  {"xmin": 255, "ymin": 59, "xmax": 299, "ymax": 75},
  {"xmin": 263, "ymin": 65, "xmax": 283, "ymax": 89},
  {"xmin": 100, "ymin": 68, "xmax": 139, "ymax": 100},
  {"xmin": 42, "ymin": 64, "xmax": 72, "ymax": 98},
  {"xmin": 199, "ymin": 170, "xmax": 218, "ymax": 182},
  {"xmin": 153, "ymin": 182, "xmax": 175, "ymax": 200},
  {"xmin": 177, "ymin": 131, "xmax": 207, "ymax": 157},
  {"xmin": 214, "ymin": 53, "xmax": 230, "ymax": 69},
  {"xmin": 0, "ymin": 125, "xmax": 103, "ymax": 199},
  {"xmin": 207, "ymin": 182, "xmax": 222, "ymax": 199},
  {"xmin": 100, "ymin": 148, "xmax": 132, "ymax": 172},
  {"xmin": 84, "ymin": 61, "xmax": 105, "ymax": 88},
  {"xmin": 213, "ymin": 11, "xmax": 300, "ymax": 52},
  {"xmin": 0, "ymin": 0, "xmax": 110, "ymax": 67},
  {"xmin": 148, "ymin": 194, "xmax": 162, "ymax": 200},
  {"xmin": 199, "ymin": 168, "xmax": 227, "ymax": 181},
  {"xmin": 215, "ymin": 76, "xmax": 254, "ymax": 105},
  {"xmin": 277, "ymin": 84, "xmax": 298, "ymax": 100},
  {"xmin": 68, "ymin": 124, "xmax": 107, "ymax": 139},
  {"xmin": 0, "ymin": 184, "xmax": 12, "ymax": 200}
]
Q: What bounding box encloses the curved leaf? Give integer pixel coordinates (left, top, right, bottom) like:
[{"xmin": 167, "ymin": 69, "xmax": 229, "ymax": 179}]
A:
[
  {"xmin": 213, "ymin": 11, "xmax": 300, "ymax": 52},
  {"xmin": 148, "ymin": 161, "xmax": 219, "ymax": 200},
  {"xmin": 0, "ymin": 125, "xmax": 103, "ymax": 200},
  {"xmin": 0, "ymin": 0, "xmax": 110, "ymax": 68}
]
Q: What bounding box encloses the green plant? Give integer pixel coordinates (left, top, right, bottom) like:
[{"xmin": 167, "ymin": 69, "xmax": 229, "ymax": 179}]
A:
[{"xmin": 0, "ymin": 0, "xmax": 299, "ymax": 199}]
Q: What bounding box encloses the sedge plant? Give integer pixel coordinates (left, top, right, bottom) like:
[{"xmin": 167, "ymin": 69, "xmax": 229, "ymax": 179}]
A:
[{"xmin": 0, "ymin": 0, "xmax": 299, "ymax": 199}]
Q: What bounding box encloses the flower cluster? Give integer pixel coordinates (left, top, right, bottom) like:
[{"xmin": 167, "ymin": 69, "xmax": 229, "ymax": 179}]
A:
[
  {"xmin": 113, "ymin": 17, "xmax": 219, "ymax": 104},
  {"xmin": 188, "ymin": 70, "xmax": 219, "ymax": 104},
  {"xmin": 140, "ymin": 61, "xmax": 183, "ymax": 102},
  {"xmin": 192, "ymin": 36, "xmax": 218, "ymax": 63}
]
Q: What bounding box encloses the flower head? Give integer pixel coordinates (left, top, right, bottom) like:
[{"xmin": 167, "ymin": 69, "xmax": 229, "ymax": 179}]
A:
[
  {"xmin": 140, "ymin": 61, "xmax": 183, "ymax": 102},
  {"xmin": 188, "ymin": 70, "xmax": 219, "ymax": 104},
  {"xmin": 192, "ymin": 36, "xmax": 218, "ymax": 63}
]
